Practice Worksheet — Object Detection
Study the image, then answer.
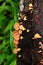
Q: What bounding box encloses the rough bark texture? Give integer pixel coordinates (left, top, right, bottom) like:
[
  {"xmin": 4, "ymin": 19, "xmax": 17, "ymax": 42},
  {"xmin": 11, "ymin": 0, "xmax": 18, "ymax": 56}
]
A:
[
  {"xmin": 34, "ymin": 0, "xmax": 43, "ymax": 36},
  {"xmin": 17, "ymin": 0, "xmax": 43, "ymax": 65}
]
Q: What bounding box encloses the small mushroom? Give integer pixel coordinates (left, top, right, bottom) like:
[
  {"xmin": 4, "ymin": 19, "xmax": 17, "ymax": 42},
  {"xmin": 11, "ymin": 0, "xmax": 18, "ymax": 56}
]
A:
[
  {"xmin": 32, "ymin": 33, "xmax": 42, "ymax": 39},
  {"xmin": 13, "ymin": 30, "xmax": 20, "ymax": 40},
  {"xmin": 20, "ymin": 36, "xmax": 24, "ymax": 39},
  {"xmin": 14, "ymin": 22, "xmax": 20, "ymax": 30},
  {"xmin": 17, "ymin": 48, "xmax": 21, "ymax": 52},
  {"xmin": 13, "ymin": 39, "xmax": 19, "ymax": 45},
  {"xmin": 13, "ymin": 48, "xmax": 21, "ymax": 54},
  {"xmin": 19, "ymin": 30, "xmax": 23, "ymax": 34},
  {"xmin": 39, "ymin": 42, "xmax": 43, "ymax": 49},
  {"xmin": 18, "ymin": 55, "xmax": 21, "ymax": 58},
  {"xmin": 40, "ymin": 59, "xmax": 43, "ymax": 64},
  {"xmin": 13, "ymin": 48, "xmax": 18, "ymax": 54},
  {"xmin": 19, "ymin": 25, "xmax": 26, "ymax": 31},
  {"xmin": 29, "ymin": 3, "xmax": 33, "ymax": 10},
  {"xmin": 26, "ymin": 29, "xmax": 30, "ymax": 32},
  {"xmin": 23, "ymin": 16, "xmax": 27, "ymax": 21}
]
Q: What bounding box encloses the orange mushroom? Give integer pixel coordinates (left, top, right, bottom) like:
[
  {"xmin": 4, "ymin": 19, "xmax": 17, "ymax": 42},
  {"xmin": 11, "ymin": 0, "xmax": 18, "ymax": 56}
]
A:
[
  {"xmin": 13, "ymin": 39, "xmax": 19, "ymax": 45},
  {"xmin": 19, "ymin": 29, "xmax": 22, "ymax": 34},
  {"xmin": 13, "ymin": 48, "xmax": 18, "ymax": 54},
  {"xmin": 13, "ymin": 48, "xmax": 21, "ymax": 54},
  {"xmin": 13, "ymin": 30, "xmax": 20, "ymax": 40},
  {"xmin": 14, "ymin": 22, "xmax": 20, "ymax": 30}
]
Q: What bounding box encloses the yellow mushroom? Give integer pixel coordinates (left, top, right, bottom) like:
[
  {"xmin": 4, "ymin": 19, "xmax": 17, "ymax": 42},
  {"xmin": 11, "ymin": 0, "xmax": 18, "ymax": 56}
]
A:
[
  {"xmin": 29, "ymin": 3, "xmax": 33, "ymax": 10},
  {"xmin": 29, "ymin": 3, "xmax": 33, "ymax": 7},
  {"xmin": 23, "ymin": 16, "xmax": 27, "ymax": 21},
  {"xmin": 19, "ymin": 25, "xmax": 26, "ymax": 31},
  {"xmin": 32, "ymin": 33, "xmax": 42, "ymax": 39}
]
